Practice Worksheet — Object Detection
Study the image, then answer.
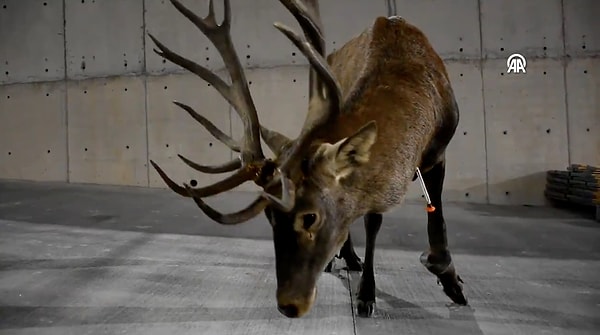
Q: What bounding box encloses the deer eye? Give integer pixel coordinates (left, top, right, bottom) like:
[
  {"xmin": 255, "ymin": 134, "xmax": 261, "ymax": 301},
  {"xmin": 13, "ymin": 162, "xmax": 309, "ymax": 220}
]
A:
[{"xmin": 302, "ymin": 213, "xmax": 318, "ymax": 230}]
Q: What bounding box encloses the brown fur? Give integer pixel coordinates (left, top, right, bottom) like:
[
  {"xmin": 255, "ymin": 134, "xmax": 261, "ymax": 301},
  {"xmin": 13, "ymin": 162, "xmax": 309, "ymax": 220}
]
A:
[
  {"xmin": 267, "ymin": 16, "xmax": 460, "ymax": 318},
  {"xmin": 307, "ymin": 16, "xmax": 457, "ymax": 213}
]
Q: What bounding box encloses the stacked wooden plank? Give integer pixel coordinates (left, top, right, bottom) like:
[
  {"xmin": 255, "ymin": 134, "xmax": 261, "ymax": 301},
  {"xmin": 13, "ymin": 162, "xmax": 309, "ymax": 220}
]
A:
[{"xmin": 544, "ymin": 164, "xmax": 600, "ymax": 221}]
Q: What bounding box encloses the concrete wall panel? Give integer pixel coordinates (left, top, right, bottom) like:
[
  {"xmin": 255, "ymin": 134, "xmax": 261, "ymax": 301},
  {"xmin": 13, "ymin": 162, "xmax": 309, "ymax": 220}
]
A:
[
  {"xmin": 483, "ymin": 58, "xmax": 569, "ymax": 206},
  {"xmin": 480, "ymin": 0, "xmax": 563, "ymax": 59},
  {"xmin": 564, "ymin": 0, "xmax": 600, "ymax": 56},
  {"xmin": 0, "ymin": 81, "xmax": 67, "ymax": 181},
  {"xmin": 320, "ymin": 0, "xmax": 388, "ymax": 54},
  {"xmin": 395, "ymin": 0, "xmax": 481, "ymax": 60},
  {"xmin": 145, "ymin": 0, "xmax": 222, "ymax": 74},
  {"xmin": 65, "ymin": 0, "xmax": 144, "ymax": 79},
  {"xmin": 0, "ymin": 0, "xmax": 65, "ymax": 84},
  {"xmin": 67, "ymin": 76, "xmax": 148, "ymax": 186},
  {"xmin": 231, "ymin": 66, "xmax": 309, "ymax": 191},
  {"xmin": 146, "ymin": 72, "xmax": 232, "ymax": 189},
  {"xmin": 231, "ymin": 0, "xmax": 306, "ymax": 68},
  {"xmin": 401, "ymin": 60, "xmax": 488, "ymax": 203},
  {"xmin": 443, "ymin": 60, "xmax": 488, "ymax": 203},
  {"xmin": 566, "ymin": 58, "xmax": 600, "ymax": 166}
]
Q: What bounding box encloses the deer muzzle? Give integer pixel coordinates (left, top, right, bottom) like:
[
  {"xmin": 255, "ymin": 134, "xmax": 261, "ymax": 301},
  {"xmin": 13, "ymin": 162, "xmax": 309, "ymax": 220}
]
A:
[{"xmin": 276, "ymin": 286, "xmax": 317, "ymax": 318}]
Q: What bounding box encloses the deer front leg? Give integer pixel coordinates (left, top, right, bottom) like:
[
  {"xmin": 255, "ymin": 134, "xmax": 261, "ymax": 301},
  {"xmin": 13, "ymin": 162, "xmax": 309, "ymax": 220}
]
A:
[
  {"xmin": 356, "ymin": 212, "xmax": 382, "ymax": 317},
  {"xmin": 324, "ymin": 232, "xmax": 363, "ymax": 272},
  {"xmin": 420, "ymin": 161, "xmax": 468, "ymax": 305}
]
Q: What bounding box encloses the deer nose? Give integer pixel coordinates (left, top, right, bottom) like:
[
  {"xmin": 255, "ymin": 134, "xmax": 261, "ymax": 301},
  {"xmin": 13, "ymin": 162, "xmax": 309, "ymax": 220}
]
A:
[{"xmin": 278, "ymin": 303, "xmax": 299, "ymax": 318}]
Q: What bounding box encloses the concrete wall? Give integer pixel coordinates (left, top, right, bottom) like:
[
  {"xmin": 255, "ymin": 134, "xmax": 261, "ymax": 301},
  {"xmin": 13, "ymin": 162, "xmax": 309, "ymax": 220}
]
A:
[{"xmin": 0, "ymin": 0, "xmax": 598, "ymax": 206}]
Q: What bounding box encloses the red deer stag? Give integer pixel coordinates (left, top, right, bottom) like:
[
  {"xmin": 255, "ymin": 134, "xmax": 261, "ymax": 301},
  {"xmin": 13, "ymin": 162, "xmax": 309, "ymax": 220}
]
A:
[{"xmin": 148, "ymin": 0, "xmax": 467, "ymax": 318}]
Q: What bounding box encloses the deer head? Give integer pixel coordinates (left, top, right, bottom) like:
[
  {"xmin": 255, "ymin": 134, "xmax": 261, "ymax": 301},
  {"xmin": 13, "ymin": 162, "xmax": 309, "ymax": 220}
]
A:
[{"xmin": 149, "ymin": 0, "xmax": 377, "ymax": 318}]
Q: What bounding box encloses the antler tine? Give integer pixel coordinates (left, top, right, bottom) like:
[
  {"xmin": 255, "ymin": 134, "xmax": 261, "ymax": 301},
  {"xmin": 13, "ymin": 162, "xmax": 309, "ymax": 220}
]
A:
[
  {"xmin": 148, "ymin": 34, "xmax": 233, "ymax": 106},
  {"xmin": 173, "ymin": 101, "xmax": 240, "ymax": 153},
  {"xmin": 150, "ymin": 157, "xmax": 258, "ymax": 198},
  {"xmin": 166, "ymin": 0, "xmax": 263, "ymax": 163},
  {"xmin": 178, "ymin": 155, "xmax": 242, "ymax": 174},
  {"xmin": 184, "ymin": 167, "xmax": 294, "ymax": 224},
  {"xmin": 183, "ymin": 167, "xmax": 258, "ymax": 198},
  {"xmin": 274, "ymin": 0, "xmax": 343, "ymax": 173},
  {"xmin": 188, "ymin": 192, "xmax": 270, "ymax": 225},
  {"xmin": 273, "ymin": 23, "xmax": 341, "ymax": 108},
  {"xmin": 261, "ymin": 171, "xmax": 296, "ymax": 212}
]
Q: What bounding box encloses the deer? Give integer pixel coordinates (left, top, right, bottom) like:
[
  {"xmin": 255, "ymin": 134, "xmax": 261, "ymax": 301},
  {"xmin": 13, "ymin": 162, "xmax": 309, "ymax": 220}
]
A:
[{"xmin": 148, "ymin": 0, "xmax": 468, "ymax": 318}]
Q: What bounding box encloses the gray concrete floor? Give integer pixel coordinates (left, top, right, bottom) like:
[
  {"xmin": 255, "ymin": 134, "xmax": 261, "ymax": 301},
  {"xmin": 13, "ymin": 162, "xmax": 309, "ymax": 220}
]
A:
[{"xmin": 0, "ymin": 180, "xmax": 599, "ymax": 335}]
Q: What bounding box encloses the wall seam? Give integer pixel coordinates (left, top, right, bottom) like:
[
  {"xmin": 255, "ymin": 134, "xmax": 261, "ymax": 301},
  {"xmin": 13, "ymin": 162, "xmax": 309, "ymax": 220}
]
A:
[
  {"xmin": 62, "ymin": 0, "xmax": 70, "ymax": 183},
  {"xmin": 142, "ymin": 0, "xmax": 150, "ymax": 187},
  {"xmin": 477, "ymin": 0, "xmax": 490, "ymax": 204},
  {"xmin": 560, "ymin": 0, "xmax": 571, "ymax": 167}
]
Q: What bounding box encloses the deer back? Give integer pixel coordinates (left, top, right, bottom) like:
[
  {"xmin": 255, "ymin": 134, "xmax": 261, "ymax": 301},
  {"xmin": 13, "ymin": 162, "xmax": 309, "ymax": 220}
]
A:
[{"xmin": 312, "ymin": 16, "xmax": 458, "ymax": 213}]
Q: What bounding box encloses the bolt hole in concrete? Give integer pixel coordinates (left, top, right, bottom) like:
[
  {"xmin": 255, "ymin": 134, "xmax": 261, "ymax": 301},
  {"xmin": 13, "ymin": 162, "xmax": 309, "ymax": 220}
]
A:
[
  {"xmin": 546, "ymin": 129, "xmax": 551, "ymax": 134},
  {"xmin": 543, "ymin": 46, "xmax": 547, "ymax": 50},
  {"xmin": 124, "ymin": 88, "xmax": 128, "ymax": 92},
  {"xmin": 209, "ymin": 142, "xmax": 213, "ymax": 147},
  {"xmin": 463, "ymin": 131, "xmax": 467, "ymax": 135},
  {"xmin": 46, "ymin": 93, "xmax": 49, "ymax": 96},
  {"xmin": 293, "ymin": 79, "xmax": 296, "ymax": 82},
  {"xmin": 84, "ymin": 90, "xmax": 87, "ymax": 94},
  {"xmin": 582, "ymin": 45, "xmax": 586, "ymax": 49},
  {"xmin": 84, "ymin": 148, "xmax": 88, "ymax": 152},
  {"xmin": 465, "ymin": 192, "xmax": 470, "ymax": 197},
  {"xmin": 500, "ymin": 47, "xmax": 504, "ymax": 51},
  {"xmin": 47, "ymin": 150, "xmax": 51, "ymax": 154},
  {"xmin": 164, "ymin": 86, "xmax": 167, "ymax": 90},
  {"xmin": 246, "ymin": 55, "xmax": 250, "ymax": 59},
  {"xmin": 4, "ymin": 71, "xmax": 8, "ymax": 75},
  {"xmin": 45, "ymin": 68, "xmax": 48, "ymax": 72},
  {"xmin": 292, "ymin": 52, "xmax": 296, "ymax": 56},
  {"xmin": 165, "ymin": 144, "xmax": 169, "ymax": 148},
  {"xmin": 505, "ymin": 191, "xmax": 510, "ymax": 196},
  {"xmin": 459, "ymin": 47, "xmax": 463, "ymax": 52},
  {"xmin": 7, "ymin": 152, "xmax": 11, "ymax": 156},
  {"xmin": 503, "ymin": 130, "xmax": 508, "ymax": 135},
  {"xmin": 162, "ymin": 59, "xmax": 166, "ymax": 64},
  {"xmin": 584, "ymin": 70, "xmax": 588, "ymax": 74},
  {"xmin": 500, "ymin": 72, "xmax": 504, "ymax": 76},
  {"xmin": 206, "ymin": 57, "xmax": 210, "ymax": 61},
  {"xmin": 2, "ymin": 5, "xmax": 5, "ymax": 9},
  {"xmin": 190, "ymin": 179, "xmax": 198, "ymax": 187},
  {"xmin": 6, "ymin": 95, "xmax": 9, "ymax": 99},
  {"xmin": 126, "ymin": 145, "xmax": 130, "ymax": 149},
  {"xmin": 586, "ymin": 128, "xmax": 590, "ymax": 132},
  {"xmin": 460, "ymin": 73, "xmax": 463, "ymax": 77},
  {"xmin": 543, "ymin": 71, "xmax": 547, "ymax": 75}
]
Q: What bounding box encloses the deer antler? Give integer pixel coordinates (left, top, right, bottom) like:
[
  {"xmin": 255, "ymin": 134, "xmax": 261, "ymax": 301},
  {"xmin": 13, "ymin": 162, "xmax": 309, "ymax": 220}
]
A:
[
  {"xmin": 271, "ymin": 0, "xmax": 343, "ymax": 175},
  {"xmin": 148, "ymin": 0, "xmax": 293, "ymax": 223},
  {"xmin": 149, "ymin": 0, "xmax": 340, "ymax": 224}
]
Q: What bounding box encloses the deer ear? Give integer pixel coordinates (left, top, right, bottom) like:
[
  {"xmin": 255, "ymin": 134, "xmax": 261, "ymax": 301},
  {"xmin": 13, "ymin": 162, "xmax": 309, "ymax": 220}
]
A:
[{"xmin": 319, "ymin": 121, "xmax": 377, "ymax": 180}]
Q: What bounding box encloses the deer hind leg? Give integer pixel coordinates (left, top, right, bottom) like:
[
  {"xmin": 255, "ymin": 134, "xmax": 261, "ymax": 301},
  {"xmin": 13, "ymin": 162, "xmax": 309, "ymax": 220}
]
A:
[
  {"xmin": 324, "ymin": 232, "xmax": 363, "ymax": 272},
  {"xmin": 420, "ymin": 160, "xmax": 468, "ymax": 305},
  {"xmin": 356, "ymin": 213, "xmax": 383, "ymax": 317}
]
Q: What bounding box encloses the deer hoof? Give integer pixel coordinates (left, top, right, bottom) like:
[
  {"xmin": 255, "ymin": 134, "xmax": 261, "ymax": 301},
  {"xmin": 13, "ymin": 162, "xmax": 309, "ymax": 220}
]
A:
[
  {"xmin": 356, "ymin": 299, "xmax": 375, "ymax": 317},
  {"xmin": 324, "ymin": 260, "xmax": 334, "ymax": 273},
  {"xmin": 439, "ymin": 273, "xmax": 468, "ymax": 305},
  {"xmin": 420, "ymin": 251, "xmax": 468, "ymax": 305}
]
